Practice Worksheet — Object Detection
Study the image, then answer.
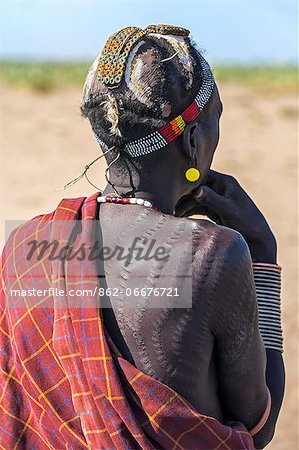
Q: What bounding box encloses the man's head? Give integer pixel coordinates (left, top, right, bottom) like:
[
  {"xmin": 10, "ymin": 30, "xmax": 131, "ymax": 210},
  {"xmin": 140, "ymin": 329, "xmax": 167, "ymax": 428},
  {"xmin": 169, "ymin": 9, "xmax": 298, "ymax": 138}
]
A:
[{"xmin": 81, "ymin": 24, "xmax": 222, "ymax": 204}]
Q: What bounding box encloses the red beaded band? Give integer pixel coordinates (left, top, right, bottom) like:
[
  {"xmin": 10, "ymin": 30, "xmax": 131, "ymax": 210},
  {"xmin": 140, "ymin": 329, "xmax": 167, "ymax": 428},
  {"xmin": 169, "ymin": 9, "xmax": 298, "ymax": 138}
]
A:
[
  {"xmin": 249, "ymin": 388, "xmax": 272, "ymax": 436},
  {"xmin": 252, "ymin": 262, "xmax": 282, "ymax": 272},
  {"xmin": 182, "ymin": 102, "xmax": 201, "ymax": 122}
]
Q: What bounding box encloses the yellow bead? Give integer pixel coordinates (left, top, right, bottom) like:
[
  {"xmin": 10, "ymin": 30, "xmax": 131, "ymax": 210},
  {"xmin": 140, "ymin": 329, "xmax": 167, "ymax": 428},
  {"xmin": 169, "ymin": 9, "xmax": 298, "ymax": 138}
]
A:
[{"xmin": 185, "ymin": 167, "xmax": 200, "ymax": 182}]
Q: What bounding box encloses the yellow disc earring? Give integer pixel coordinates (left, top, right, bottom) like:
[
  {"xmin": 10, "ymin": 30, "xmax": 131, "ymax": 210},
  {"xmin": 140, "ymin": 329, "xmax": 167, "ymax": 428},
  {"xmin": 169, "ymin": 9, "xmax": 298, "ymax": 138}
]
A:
[{"xmin": 185, "ymin": 167, "xmax": 200, "ymax": 182}]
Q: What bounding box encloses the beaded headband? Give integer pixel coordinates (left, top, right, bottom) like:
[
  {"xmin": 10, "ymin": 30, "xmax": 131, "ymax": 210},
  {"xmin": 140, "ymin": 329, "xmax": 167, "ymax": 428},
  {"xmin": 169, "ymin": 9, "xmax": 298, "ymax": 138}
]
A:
[
  {"xmin": 96, "ymin": 24, "xmax": 215, "ymax": 158},
  {"xmin": 98, "ymin": 24, "xmax": 190, "ymax": 88}
]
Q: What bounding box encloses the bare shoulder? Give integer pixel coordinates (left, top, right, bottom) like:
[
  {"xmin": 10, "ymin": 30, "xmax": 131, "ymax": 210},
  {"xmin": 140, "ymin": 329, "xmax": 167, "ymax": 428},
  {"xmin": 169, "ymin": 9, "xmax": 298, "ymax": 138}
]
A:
[
  {"xmin": 188, "ymin": 217, "xmax": 254, "ymax": 315},
  {"xmin": 189, "ymin": 217, "xmax": 251, "ymax": 262},
  {"xmin": 189, "ymin": 217, "xmax": 258, "ymax": 330},
  {"xmin": 149, "ymin": 212, "xmax": 251, "ymax": 275}
]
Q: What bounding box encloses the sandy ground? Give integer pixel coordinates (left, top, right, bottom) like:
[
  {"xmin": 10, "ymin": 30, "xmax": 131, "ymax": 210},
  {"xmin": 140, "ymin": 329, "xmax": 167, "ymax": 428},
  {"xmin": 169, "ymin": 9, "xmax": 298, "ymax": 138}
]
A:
[{"xmin": 0, "ymin": 83, "xmax": 298, "ymax": 449}]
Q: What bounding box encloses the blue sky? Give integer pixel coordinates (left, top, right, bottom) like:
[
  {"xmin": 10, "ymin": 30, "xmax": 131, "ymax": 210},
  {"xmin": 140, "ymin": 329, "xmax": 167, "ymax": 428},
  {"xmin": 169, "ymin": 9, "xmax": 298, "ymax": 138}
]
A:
[{"xmin": 0, "ymin": 0, "xmax": 298, "ymax": 63}]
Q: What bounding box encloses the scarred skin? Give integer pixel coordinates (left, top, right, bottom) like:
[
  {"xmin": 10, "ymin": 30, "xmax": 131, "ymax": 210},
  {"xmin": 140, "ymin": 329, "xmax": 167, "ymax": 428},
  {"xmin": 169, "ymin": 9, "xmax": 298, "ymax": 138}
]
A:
[{"xmin": 98, "ymin": 87, "xmax": 285, "ymax": 449}]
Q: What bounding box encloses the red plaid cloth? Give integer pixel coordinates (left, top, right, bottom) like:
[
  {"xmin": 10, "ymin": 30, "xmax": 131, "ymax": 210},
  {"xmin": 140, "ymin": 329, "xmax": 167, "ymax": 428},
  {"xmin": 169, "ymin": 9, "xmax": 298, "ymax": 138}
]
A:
[{"xmin": 0, "ymin": 193, "xmax": 255, "ymax": 449}]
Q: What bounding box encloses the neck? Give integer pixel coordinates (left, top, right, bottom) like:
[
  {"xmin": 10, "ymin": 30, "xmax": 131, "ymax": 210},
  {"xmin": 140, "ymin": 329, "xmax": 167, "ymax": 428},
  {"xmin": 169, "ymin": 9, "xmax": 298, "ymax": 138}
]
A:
[{"xmin": 101, "ymin": 178, "xmax": 180, "ymax": 215}]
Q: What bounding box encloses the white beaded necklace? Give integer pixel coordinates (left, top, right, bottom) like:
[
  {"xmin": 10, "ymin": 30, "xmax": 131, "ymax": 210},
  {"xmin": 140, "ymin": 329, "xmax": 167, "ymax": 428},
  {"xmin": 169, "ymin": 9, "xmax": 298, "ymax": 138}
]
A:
[{"xmin": 97, "ymin": 195, "xmax": 159, "ymax": 211}]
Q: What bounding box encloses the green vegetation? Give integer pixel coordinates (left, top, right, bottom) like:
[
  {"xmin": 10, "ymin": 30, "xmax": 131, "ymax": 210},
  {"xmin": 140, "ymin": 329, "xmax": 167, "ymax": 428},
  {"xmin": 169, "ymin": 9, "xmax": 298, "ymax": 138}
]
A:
[
  {"xmin": 0, "ymin": 61, "xmax": 297, "ymax": 92},
  {"xmin": 213, "ymin": 64, "xmax": 298, "ymax": 92},
  {"xmin": 0, "ymin": 62, "xmax": 90, "ymax": 91}
]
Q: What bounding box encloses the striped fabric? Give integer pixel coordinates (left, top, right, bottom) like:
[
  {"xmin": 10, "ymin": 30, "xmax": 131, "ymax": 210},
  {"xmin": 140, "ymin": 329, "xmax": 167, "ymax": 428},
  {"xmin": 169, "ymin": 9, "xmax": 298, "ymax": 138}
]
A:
[
  {"xmin": 0, "ymin": 193, "xmax": 255, "ymax": 449},
  {"xmin": 252, "ymin": 263, "xmax": 283, "ymax": 353}
]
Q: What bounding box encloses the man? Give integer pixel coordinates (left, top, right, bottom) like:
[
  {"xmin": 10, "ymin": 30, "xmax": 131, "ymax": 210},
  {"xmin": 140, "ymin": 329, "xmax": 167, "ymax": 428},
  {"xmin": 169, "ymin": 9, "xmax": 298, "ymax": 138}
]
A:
[{"xmin": 0, "ymin": 25, "xmax": 284, "ymax": 449}]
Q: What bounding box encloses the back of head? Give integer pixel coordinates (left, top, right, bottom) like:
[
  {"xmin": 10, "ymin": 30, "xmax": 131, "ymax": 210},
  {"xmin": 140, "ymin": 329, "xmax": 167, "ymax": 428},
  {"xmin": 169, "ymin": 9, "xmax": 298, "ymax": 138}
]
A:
[{"xmin": 81, "ymin": 24, "xmax": 214, "ymax": 161}]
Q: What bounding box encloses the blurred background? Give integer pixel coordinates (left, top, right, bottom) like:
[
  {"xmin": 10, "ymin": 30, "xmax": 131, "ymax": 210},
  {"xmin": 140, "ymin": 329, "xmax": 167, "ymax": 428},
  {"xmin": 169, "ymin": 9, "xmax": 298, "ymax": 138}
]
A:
[{"xmin": 0, "ymin": 0, "xmax": 298, "ymax": 448}]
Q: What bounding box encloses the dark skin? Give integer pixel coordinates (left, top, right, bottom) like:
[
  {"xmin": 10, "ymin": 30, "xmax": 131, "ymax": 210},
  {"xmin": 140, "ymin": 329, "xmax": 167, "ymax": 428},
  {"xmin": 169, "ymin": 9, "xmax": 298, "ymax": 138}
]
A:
[{"xmin": 99, "ymin": 87, "xmax": 285, "ymax": 449}]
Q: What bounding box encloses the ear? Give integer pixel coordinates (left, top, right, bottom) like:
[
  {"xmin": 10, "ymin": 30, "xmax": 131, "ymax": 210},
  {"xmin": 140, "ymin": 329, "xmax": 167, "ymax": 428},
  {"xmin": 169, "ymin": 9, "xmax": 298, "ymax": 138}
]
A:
[{"xmin": 182, "ymin": 121, "xmax": 200, "ymax": 163}]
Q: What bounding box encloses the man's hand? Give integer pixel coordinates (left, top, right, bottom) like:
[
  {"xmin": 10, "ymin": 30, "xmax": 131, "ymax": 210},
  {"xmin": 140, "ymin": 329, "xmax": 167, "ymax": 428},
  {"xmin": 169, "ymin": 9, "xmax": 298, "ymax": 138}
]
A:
[{"xmin": 175, "ymin": 169, "xmax": 277, "ymax": 263}]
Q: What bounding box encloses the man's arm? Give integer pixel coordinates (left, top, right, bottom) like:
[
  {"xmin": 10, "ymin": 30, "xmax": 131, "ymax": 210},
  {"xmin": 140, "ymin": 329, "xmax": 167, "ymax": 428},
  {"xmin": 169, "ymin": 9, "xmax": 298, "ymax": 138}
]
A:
[
  {"xmin": 210, "ymin": 230, "xmax": 284, "ymax": 449},
  {"xmin": 253, "ymin": 349, "xmax": 285, "ymax": 449}
]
